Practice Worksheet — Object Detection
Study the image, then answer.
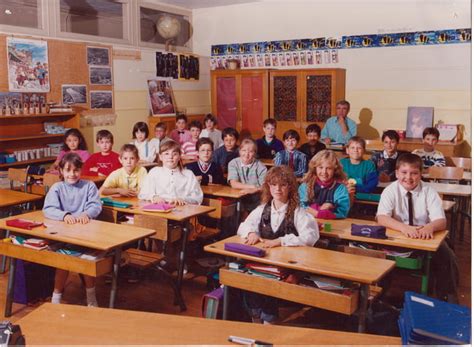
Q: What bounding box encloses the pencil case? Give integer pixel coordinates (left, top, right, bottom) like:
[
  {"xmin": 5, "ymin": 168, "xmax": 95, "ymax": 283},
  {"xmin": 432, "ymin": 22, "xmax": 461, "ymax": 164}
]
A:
[
  {"xmin": 6, "ymin": 219, "xmax": 44, "ymax": 230},
  {"xmin": 100, "ymin": 197, "xmax": 132, "ymax": 208},
  {"xmin": 224, "ymin": 243, "xmax": 265, "ymax": 257},
  {"xmin": 351, "ymin": 224, "xmax": 387, "ymax": 239},
  {"xmin": 355, "ymin": 193, "xmax": 381, "ymax": 202}
]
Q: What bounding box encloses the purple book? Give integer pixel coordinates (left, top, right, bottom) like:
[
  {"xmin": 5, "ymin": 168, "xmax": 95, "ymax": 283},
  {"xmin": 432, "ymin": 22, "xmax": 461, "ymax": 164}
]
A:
[{"xmin": 224, "ymin": 242, "xmax": 266, "ymax": 257}]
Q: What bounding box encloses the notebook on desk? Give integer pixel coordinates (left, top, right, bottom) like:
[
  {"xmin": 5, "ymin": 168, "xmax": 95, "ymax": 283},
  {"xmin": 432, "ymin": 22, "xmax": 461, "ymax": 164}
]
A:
[
  {"xmin": 100, "ymin": 197, "xmax": 132, "ymax": 208},
  {"xmin": 141, "ymin": 202, "xmax": 174, "ymax": 213}
]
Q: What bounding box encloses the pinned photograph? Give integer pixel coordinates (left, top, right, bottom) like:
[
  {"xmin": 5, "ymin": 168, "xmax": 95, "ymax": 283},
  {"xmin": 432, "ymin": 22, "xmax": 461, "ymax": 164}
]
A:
[
  {"xmin": 299, "ymin": 51, "xmax": 306, "ymax": 65},
  {"xmin": 249, "ymin": 55, "xmax": 256, "ymax": 67},
  {"xmin": 278, "ymin": 53, "xmax": 286, "ymax": 66},
  {"xmin": 285, "ymin": 52, "xmax": 293, "ymax": 66},
  {"xmin": 331, "ymin": 49, "xmax": 339, "ymax": 63},
  {"xmin": 315, "ymin": 51, "xmax": 322, "ymax": 64},
  {"xmin": 62, "ymin": 84, "xmax": 87, "ymax": 104},
  {"xmin": 406, "ymin": 107, "xmax": 434, "ymax": 138},
  {"xmin": 147, "ymin": 78, "xmax": 175, "ymax": 116},
  {"xmin": 292, "ymin": 52, "xmax": 300, "ymax": 65},
  {"xmin": 7, "ymin": 37, "xmax": 49, "ymax": 92},
  {"xmin": 271, "ymin": 53, "xmax": 279, "ymax": 66},
  {"xmin": 87, "ymin": 46, "xmax": 110, "ymax": 66},
  {"xmin": 306, "ymin": 51, "xmax": 314, "ymax": 65},
  {"xmin": 264, "ymin": 53, "xmax": 271, "ymax": 67},
  {"xmin": 89, "ymin": 66, "xmax": 112, "ymax": 85},
  {"xmin": 90, "ymin": 91, "xmax": 113, "ymax": 109}
]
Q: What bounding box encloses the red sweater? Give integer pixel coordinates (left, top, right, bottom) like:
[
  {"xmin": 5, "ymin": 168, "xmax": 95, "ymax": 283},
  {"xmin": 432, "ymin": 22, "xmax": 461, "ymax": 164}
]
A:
[{"xmin": 83, "ymin": 152, "xmax": 121, "ymax": 177}]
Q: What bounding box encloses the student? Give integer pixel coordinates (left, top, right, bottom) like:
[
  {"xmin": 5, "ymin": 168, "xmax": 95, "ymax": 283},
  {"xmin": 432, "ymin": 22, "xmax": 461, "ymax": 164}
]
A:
[
  {"xmin": 169, "ymin": 113, "xmax": 192, "ymax": 145},
  {"xmin": 130, "ymin": 122, "xmax": 156, "ymax": 163},
  {"xmin": 200, "ymin": 113, "xmax": 223, "ymax": 148},
  {"xmin": 82, "ymin": 130, "xmax": 121, "ymax": 177},
  {"xmin": 256, "ymin": 118, "xmax": 284, "ymax": 159},
  {"xmin": 149, "ymin": 122, "xmax": 171, "ymax": 154},
  {"xmin": 139, "ymin": 140, "xmax": 203, "ymax": 205},
  {"xmin": 228, "ymin": 138, "xmax": 268, "ymax": 213},
  {"xmin": 340, "ymin": 136, "xmax": 379, "ymax": 193},
  {"xmin": 371, "ymin": 130, "xmax": 406, "ymax": 182},
  {"xmin": 99, "ymin": 144, "xmax": 147, "ymax": 197},
  {"xmin": 48, "ymin": 128, "xmax": 90, "ymax": 172},
  {"xmin": 212, "ymin": 127, "xmax": 239, "ymax": 174},
  {"xmin": 43, "ymin": 152, "xmax": 102, "ymax": 307},
  {"xmin": 274, "ymin": 129, "xmax": 307, "ymax": 178},
  {"xmin": 238, "ymin": 165, "xmax": 319, "ymax": 324},
  {"xmin": 299, "ymin": 150, "xmax": 350, "ymax": 219},
  {"xmin": 181, "ymin": 120, "xmax": 202, "ymax": 160},
  {"xmin": 321, "ymin": 100, "xmax": 357, "ymax": 145},
  {"xmin": 412, "ymin": 127, "xmax": 446, "ymax": 169},
  {"xmin": 186, "ymin": 137, "xmax": 225, "ymax": 185},
  {"xmin": 376, "ymin": 153, "xmax": 458, "ymax": 302},
  {"xmin": 299, "ymin": 123, "xmax": 326, "ymax": 162}
]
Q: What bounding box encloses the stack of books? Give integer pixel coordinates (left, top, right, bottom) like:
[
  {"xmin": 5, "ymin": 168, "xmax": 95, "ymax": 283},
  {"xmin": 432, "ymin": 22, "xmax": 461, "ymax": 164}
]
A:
[
  {"xmin": 399, "ymin": 291, "xmax": 471, "ymax": 345},
  {"xmin": 245, "ymin": 263, "xmax": 288, "ymax": 280},
  {"xmin": 302, "ymin": 274, "xmax": 350, "ymax": 293},
  {"xmin": 23, "ymin": 238, "xmax": 49, "ymax": 251}
]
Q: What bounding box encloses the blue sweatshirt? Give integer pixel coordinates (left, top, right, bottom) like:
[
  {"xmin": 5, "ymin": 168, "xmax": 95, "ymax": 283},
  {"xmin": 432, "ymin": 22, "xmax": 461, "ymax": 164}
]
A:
[
  {"xmin": 298, "ymin": 182, "xmax": 350, "ymax": 219},
  {"xmin": 43, "ymin": 180, "xmax": 102, "ymax": 221},
  {"xmin": 340, "ymin": 158, "xmax": 379, "ymax": 193}
]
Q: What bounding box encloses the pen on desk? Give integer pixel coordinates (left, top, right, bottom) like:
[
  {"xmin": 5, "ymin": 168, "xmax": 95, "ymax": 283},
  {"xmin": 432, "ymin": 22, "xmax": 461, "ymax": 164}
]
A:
[{"xmin": 228, "ymin": 335, "xmax": 273, "ymax": 346}]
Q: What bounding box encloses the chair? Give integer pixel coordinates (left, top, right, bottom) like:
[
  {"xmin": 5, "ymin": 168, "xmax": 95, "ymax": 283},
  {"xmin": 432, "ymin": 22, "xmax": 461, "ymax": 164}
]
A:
[
  {"xmin": 448, "ymin": 157, "xmax": 471, "ymax": 171},
  {"xmin": 194, "ymin": 198, "xmax": 223, "ymax": 241},
  {"xmin": 427, "ymin": 166, "xmax": 463, "ymax": 182},
  {"xmin": 8, "ymin": 168, "xmax": 29, "ymax": 192},
  {"xmin": 42, "ymin": 173, "xmax": 61, "ymax": 194},
  {"xmin": 364, "ymin": 140, "xmax": 384, "ymax": 152}
]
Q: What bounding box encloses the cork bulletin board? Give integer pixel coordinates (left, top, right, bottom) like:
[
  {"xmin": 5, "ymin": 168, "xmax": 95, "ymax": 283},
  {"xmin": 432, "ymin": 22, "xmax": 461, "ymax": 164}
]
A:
[{"xmin": 0, "ymin": 34, "xmax": 114, "ymax": 119}]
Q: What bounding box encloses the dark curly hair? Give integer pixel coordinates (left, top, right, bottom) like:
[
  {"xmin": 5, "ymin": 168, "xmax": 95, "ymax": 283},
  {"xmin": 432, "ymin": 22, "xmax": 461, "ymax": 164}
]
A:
[{"xmin": 260, "ymin": 166, "xmax": 299, "ymax": 219}]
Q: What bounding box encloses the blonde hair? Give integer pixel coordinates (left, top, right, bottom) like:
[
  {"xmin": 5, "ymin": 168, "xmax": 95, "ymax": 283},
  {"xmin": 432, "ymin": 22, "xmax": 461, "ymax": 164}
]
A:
[
  {"xmin": 239, "ymin": 138, "xmax": 257, "ymax": 152},
  {"xmin": 157, "ymin": 140, "xmax": 183, "ymax": 171},
  {"xmin": 302, "ymin": 150, "xmax": 346, "ymax": 202},
  {"xmin": 261, "ymin": 166, "xmax": 299, "ymax": 219}
]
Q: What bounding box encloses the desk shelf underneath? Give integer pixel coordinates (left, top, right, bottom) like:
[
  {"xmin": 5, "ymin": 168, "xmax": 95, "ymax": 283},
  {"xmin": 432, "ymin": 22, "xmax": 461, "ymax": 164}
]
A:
[
  {"xmin": 220, "ymin": 268, "xmax": 359, "ymax": 315},
  {"xmin": 0, "ymin": 242, "xmax": 113, "ymax": 277}
]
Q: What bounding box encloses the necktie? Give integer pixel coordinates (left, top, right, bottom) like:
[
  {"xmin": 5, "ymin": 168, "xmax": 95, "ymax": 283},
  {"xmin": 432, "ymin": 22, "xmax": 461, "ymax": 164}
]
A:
[
  {"xmin": 178, "ymin": 131, "xmax": 185, "ymax": 135},
  {"xmin": 201, "ymin": 163, "xmax": 209, "ymax": 171},
  {"xmin": 289, "ymin": 152, "xmax": 294, "ymax": 169},
  {"xmin": 407, "ymin": 191, "xmax": 414, "ymax": 226}
]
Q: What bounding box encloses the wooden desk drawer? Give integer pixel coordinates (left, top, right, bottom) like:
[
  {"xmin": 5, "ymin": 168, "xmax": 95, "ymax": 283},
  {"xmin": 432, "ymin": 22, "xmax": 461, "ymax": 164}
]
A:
[
  {"xmin": 0, "ymin": 243, "xmax": 113, "ymax": 277},
  {"xmin": 220, "ymin": 269, "xmax": 358, "ymax": 315}
]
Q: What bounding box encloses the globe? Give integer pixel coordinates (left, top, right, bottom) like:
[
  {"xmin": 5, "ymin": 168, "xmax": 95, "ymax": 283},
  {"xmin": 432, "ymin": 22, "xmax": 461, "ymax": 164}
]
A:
[{"xmin": 156, "ymin": 14, "xmax": 181, "ymax": 40}]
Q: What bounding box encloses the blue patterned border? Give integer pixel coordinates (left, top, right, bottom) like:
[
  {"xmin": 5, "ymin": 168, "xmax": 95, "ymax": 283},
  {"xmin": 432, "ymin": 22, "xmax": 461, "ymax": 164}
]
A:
[{"xmin": 211, "ymin": 28, "xmax": 471, "ymax": 56}]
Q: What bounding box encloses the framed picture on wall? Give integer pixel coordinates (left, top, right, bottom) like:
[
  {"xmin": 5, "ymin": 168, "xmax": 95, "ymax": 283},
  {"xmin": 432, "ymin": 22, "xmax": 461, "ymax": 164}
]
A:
[
  {"xmin": 406, "ymin": 106, "xmax": 434, "ymax": 138},
  {"xmin": 147, "ymin": 78, "xmax": 176, "ymax": 116}
]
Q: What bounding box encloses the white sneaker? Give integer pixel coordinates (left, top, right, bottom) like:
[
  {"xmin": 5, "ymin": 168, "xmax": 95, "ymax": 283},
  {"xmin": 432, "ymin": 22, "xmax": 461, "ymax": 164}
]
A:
[{"xmin": 87, "ymin": 302, "xmax": 98, "ymax": 308}]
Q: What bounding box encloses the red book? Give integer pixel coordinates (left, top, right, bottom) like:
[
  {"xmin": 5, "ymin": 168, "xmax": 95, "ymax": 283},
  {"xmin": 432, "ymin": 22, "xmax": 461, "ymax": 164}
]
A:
[{"xmin": 6, "ymin": 219, "xmax": 43, "ymax": 230}]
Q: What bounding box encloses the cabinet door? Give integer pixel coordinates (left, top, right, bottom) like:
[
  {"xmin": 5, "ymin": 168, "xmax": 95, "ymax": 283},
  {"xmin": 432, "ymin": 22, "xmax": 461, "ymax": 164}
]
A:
[
  {"xmin": 269, "ymin": 71, "xmax": 301, "ymax": 139},
  {"xmin": 240, "ymin": 72, "xmax": 268, "ymax": 139},
  {"xmin": 214, "ymin": 76, "xmax": 238, "ymax": 129}
]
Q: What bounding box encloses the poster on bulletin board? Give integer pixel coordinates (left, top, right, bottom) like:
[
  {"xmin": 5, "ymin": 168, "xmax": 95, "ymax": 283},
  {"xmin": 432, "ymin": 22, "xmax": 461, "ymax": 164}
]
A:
[{"xmin": 7, "ymin": 37, "xmax": 50, "ymax": 92}]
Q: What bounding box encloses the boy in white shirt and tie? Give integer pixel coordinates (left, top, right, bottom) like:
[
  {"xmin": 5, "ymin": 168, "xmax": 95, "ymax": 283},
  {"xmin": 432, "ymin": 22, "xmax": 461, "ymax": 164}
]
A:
[{"xmin": 376, "ymin": 153, "xmax": 458, "ymax": 303}]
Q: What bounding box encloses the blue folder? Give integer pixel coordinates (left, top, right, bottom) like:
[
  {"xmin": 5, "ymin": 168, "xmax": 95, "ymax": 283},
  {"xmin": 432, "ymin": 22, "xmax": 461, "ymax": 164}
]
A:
[{"xmin": 398, "ymin": 291, "xmax": 471, "ymax": 345}]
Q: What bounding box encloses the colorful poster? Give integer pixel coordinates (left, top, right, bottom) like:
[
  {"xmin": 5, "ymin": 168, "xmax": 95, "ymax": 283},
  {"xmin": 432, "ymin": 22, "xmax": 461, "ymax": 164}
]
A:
[
  {"xmin": 147, "ymin": 78, "xmax": 175, "ymax": 116},
  {"xmin": 7, "ymin": 37, "xmax": 50, "ymax": 92}
]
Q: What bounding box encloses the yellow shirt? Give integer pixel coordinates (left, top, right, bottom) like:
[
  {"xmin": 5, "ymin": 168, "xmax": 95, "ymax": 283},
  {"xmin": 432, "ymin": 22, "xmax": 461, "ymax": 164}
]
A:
[{"xmin": 102, "ymin": 166, "xmax": 147, "ymax": 191}]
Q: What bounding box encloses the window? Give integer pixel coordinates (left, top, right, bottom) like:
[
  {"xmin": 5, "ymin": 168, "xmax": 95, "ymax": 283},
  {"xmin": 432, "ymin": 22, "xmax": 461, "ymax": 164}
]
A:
[
  {"xmin": 139, "ymin": 5, "xmax": 191, "ymax": 50},
  {"xmin": 59, "ymin": 0, "xmax": 128, "ymax": 41},
  {"xmin": 0, "ymin": 0, "xmax": 42, "ymax": 29}
]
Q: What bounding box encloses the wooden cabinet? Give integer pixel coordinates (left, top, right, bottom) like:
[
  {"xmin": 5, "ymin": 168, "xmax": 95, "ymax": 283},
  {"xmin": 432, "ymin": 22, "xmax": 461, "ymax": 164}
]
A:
[
  {"xmin": 0, "ymin": 112, "xmax": 80, "ymax": 169},
  {"xmin": 270, "ymin": 68, "xmax": 346, "ymax": 139},
  {"xmin": 211, "ymin": 69, "xmax": 268, "ymax": 139}
]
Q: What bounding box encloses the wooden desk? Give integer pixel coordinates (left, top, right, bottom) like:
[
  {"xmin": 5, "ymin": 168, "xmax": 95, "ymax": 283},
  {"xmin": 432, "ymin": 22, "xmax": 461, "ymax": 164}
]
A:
[
  {"xmin": 397, "ymin": 138, "xmax": 468, "ymax": 157},
  {"xmin": 101, "ymin": 197, "xmax": 215, "ymax": 299},
  {"xmin": 205, "ymin": 236, "xmax": 395, "ymax": 333},
  {"xmin": 0, "ymin": 211, "xmax": 154, "ymax": 316},
  {"xmin": 139, "ymin": 161, "xmax": 158, "ymax": 171},
  {"xmin": 260, "ymin": 158, "xmax": 275, "ymax": 167},
  {"xmin": 319, "ymin": 217, "xmax": 448, "ymax": 295},
  {"xmin": 0, "ymin": 189, "xmax": 42, "ymax": 209},
  {"xmin": 422, "ymin": 171, "xmax": 471, "ymax": 181},
  {"xmin": 16, "ymin": 303, "xmax": 401, "ymax": 345}
]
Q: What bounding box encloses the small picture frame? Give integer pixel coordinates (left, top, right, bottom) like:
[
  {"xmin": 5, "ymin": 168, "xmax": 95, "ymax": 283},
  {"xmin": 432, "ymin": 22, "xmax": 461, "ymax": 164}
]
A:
[
  {"xmin": 406, "ymin": 107, "xmax": 434, "ymax": 138},
  {"xmin": 436, "ymin": 124, "xmax": 459, "ymax": 142}
]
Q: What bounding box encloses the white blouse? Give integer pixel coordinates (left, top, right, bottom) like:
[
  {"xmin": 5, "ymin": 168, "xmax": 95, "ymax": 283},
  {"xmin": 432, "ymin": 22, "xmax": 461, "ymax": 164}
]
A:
[
  {"xmin": 131, "ymin": 139, "xmax": 157, "ymax": 163},
  {"xmin": 237, "ymin": 201, "xmax": 319, "ymax": 246},
  {"xmin": 138, "ymin": 166, "xmax": 203, "ymax": 204},
  {"xmin": 200, "ymin": 129, "xmax": 223, "ymax": 148}
]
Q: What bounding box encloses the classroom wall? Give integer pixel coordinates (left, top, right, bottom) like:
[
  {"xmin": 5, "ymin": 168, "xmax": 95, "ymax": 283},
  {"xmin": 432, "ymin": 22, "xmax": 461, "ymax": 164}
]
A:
[
  {"xmin": 192, "ymin": 0, "xmax": 471, "ymax": 154},
  {"xmin": 85, "ymin": 50, "xmax": 211, "ymax": 151}
]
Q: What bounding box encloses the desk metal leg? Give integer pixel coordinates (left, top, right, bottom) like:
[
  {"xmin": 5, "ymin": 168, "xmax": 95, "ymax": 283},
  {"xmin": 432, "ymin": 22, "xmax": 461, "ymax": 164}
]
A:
[
  {"xmin": 177, "ymin": 220, "xmax": 190, "ymax": 290},
  {"xmin": 235, "ymin": 201, "xmax": 241, "ymax": 234},
  {"xmin": 357, "ymin": 284, "xmax": 369, "ymax": 333},
  {"xmin": 5, "ymin": 258, "xmax": 16, "ymax": 317},
  {"xmin": 421, "ymin": 253, "xmax": 432, "ymax": 295},
  {"xmin": 109, "ymin": 248, "xmax": 122, "ymax": 308},
  {"xmin": 223, "ymin": 285, "xmax": 229, "ymax": 320},
  {"xmin": 0, "ymin": 230, "xmax": 10, "ymax": 273}
]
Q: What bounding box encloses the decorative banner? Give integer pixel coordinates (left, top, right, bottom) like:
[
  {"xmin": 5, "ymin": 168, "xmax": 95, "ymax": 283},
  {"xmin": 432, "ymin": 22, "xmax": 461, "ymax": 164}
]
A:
[
  {"xmin": 7, "ymin": 37, "xmax": 50, "ymax": 92},
  {"xmin": 211, "ymin": 28, "xmax": 470, "ymax": 56}
]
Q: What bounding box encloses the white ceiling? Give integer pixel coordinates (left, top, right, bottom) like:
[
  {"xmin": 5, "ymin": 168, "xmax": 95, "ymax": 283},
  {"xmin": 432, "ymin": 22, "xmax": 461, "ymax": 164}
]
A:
[{"xmin": 151, "ymin": 0, "xmax": 261, "ymax": 9}]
